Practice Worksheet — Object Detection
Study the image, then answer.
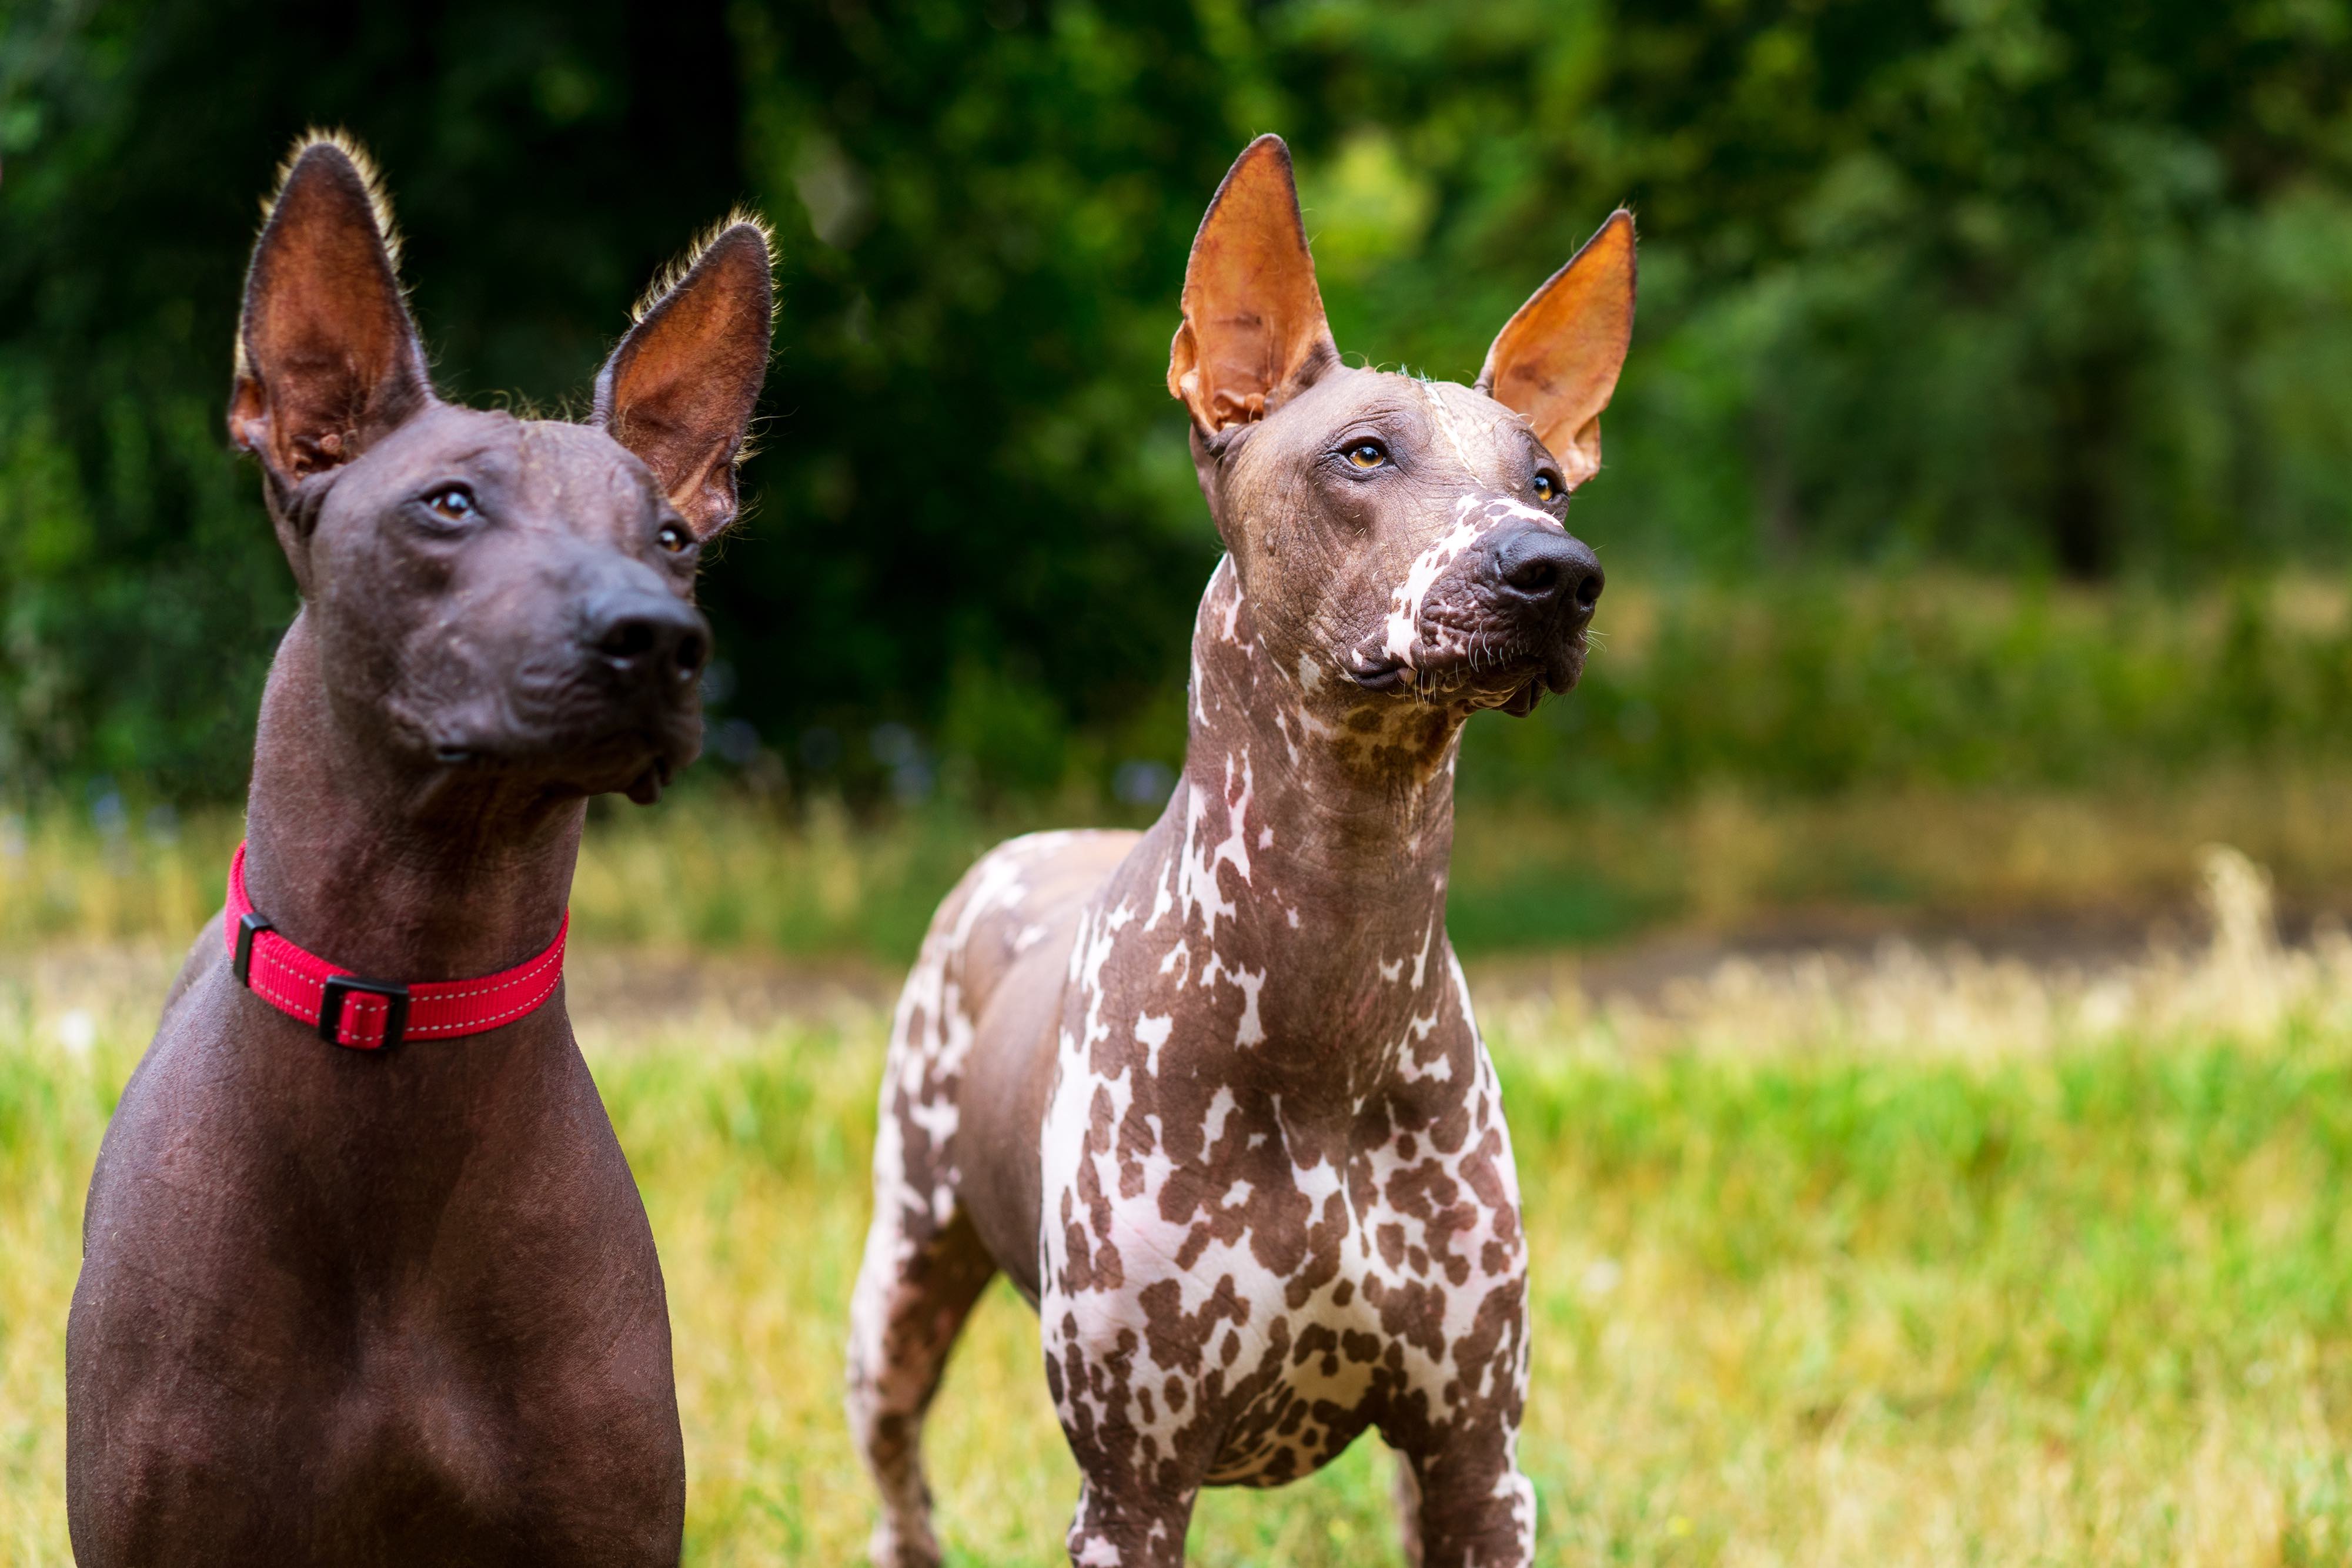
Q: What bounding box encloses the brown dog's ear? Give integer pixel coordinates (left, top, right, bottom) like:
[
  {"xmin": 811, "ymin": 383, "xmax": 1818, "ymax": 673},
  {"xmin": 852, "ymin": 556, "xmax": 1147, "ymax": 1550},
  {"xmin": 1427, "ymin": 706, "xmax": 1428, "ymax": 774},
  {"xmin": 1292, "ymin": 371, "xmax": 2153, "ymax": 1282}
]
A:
[
  {"xmin": 1476, "ymin": 209, "xmax": 1636, "ymax": 490},
  {"xmin": 593, "ymin": 216, "xmax": 774, "ymax": 540},
  {"xmin": 229, "ymin": 133, "xmax": 433, "ymax": 485},
  {"xmin": 1168, "ymin": 135, "xmax": 1338, "ymax": 434}
]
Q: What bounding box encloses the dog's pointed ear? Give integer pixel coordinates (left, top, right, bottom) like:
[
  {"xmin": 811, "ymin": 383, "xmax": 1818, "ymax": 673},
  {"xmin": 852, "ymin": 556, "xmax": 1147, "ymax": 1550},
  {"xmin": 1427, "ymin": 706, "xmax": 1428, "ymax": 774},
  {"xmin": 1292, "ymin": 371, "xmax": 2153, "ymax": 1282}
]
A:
[
  {"xmin": 229, "ymin": 134, "xmax": 433, "ymax": 486},
  {"xmin": 1168, "ymin": 135, "xmax": 1338, "ymax": 434},
  {"xmin": 593, "ymin": 216, "xmax": 774, "ymax": 540},
  {"xmin": 1476, "ymin": 209, "xmax": 1636, "ymax": 491}
]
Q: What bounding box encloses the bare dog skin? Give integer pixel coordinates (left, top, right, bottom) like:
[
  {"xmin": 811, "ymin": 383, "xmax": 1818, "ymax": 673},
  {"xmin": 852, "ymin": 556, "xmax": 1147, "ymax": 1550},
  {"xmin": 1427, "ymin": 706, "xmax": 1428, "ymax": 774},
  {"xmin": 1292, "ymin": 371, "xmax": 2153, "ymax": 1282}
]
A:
[
  {"xmin": 848, "ymin": 136, "xmax": 1635, "ymax": 1567},
  {"xmin": 65, "ymin": 135, "xmax": 770, "ymax": 1567}
]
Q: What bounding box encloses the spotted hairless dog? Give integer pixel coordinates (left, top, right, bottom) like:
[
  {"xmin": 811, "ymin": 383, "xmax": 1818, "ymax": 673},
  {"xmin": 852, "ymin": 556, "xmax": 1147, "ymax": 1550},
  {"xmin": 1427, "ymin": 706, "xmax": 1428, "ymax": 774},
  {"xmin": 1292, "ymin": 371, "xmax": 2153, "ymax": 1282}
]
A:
[
  {"xmin": 66, "ymin": 136, "xmax": 770, "ymax": 1566},
  {"xmin": 848, "ymin": 135, "xmax": 1634, "ymax": 1566}
]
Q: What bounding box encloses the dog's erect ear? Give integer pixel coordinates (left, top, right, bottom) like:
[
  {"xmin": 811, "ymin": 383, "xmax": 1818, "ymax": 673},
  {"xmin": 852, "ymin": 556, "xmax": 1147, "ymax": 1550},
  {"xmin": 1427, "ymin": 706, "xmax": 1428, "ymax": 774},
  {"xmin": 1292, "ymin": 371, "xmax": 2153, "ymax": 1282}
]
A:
[
  {"xmin": 593, "ymin": 217, "xmax": 774, "ymax": 540},
  {"xmin": 1168, "ymin": 135, "xmax": 1338, "ymax": 434},
  {"xmin": 1476, "ymin": 209, "xmax": 1636, "ymax": 491},
  {"xmin": 229, "ymin": 134, "xmax": 433, "ymax": 486}
]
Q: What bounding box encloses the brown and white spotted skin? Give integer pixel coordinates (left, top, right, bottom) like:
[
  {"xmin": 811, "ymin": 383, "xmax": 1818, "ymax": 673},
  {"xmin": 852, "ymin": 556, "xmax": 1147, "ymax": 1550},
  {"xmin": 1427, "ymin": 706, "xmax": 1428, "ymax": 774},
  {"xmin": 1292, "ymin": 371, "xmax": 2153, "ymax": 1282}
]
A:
[{"xmin": 847, "ymin": 135, "xmax": 1635, "ymax": 1567}]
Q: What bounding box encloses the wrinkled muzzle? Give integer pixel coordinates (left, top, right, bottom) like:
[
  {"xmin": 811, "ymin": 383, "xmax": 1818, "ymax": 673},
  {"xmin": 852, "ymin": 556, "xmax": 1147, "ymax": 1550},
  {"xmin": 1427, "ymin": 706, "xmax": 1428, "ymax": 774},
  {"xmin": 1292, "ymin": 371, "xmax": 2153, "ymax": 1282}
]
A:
[
  {"xmin": 573, "ymin": 587, "xmax": 710, "ymax": 801},
  {"xmin": 1350, "ymin": 497, "xmax": 1603, "ymax": 714},
  {"xmin": 417, "ymin": 577, "xmax": 711, "ymax": 804}
]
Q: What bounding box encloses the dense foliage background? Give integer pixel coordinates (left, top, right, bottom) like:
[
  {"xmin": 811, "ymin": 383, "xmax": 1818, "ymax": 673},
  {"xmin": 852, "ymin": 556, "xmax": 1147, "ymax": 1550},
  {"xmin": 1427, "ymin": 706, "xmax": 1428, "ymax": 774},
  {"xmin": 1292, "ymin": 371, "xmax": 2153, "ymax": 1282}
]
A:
[{"xmin": 5, "ymin": 0, "xmax": 2352, "ymax": 803}]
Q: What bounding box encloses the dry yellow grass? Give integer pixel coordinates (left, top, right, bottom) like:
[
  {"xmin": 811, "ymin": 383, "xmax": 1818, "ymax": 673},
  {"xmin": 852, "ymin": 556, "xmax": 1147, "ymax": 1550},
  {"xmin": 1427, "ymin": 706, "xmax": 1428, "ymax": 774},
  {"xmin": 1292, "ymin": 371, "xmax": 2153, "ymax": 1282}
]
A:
[
  {"xmin": 12, "ymin": 765, "xmax": 2352, "ymax": 963},
  {"xmin": 2, "ymin": 850, "xmax": 2347, "ymax": 1563}
]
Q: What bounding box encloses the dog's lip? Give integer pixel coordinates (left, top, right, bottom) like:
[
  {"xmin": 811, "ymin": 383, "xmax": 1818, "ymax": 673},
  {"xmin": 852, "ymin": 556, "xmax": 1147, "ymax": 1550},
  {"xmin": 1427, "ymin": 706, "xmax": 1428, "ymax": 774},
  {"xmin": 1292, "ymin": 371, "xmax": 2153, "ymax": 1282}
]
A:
[
  {"xmin": 624, "ymin": 754, "xmax": 674, "ymax": 806},
  {"xmin": 1349, "ymin": 658, "xmax": 1412, "ymax": 691},
  {"xmin": 428, "ymin": 710, "xmax": 693, "ymax": 771},
  {"xmin": 1543, "ymin": 636, "xmax": 1588, "ymax": 693}
]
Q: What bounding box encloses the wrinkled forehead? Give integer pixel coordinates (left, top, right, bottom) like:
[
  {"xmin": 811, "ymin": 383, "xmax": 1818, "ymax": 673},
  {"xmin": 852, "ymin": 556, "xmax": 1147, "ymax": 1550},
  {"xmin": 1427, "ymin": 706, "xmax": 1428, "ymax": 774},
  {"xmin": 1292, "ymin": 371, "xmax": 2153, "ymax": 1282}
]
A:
[
  {"xmin": 328, "ymin": 406, "xmax": 666, "ymax": 538},
  {"xmin": 1403, "ymin": 376, "xmax": 1544, "ymax": 483},
  {"xmin": 1256, "ymin": 368, "xmax": 1542, "ymax": 489},
  {"xmin": 509, "ymin": 417, "xmax": 665, "ymax": 518}
]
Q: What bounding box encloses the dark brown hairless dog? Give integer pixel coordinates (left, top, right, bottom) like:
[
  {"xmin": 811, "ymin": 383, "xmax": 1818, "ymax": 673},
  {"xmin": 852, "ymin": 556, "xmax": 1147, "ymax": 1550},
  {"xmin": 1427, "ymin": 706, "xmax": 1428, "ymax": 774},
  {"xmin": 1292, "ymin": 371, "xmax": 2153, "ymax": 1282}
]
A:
[
  {"xmin": 848, "ymin": 135, "xmax": 1634, "ymax": 1566},
  {"xmin": 65, "ymin": 135, "xmax": 770, "ymax": 1566}
]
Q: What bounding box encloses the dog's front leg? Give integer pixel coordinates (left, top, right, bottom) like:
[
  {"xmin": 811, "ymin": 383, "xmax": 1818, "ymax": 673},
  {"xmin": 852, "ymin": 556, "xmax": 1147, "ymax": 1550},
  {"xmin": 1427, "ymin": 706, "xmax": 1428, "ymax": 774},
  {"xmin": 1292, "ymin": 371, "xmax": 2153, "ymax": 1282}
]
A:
[
  {"xmin": 1044, "ymin": 1343, "xmax": 1208, "ymax": 1564},
  {"xmin": 1041, "ymin": 1284, "xmax": 1214, "ymax": 1566},
  {"xmin": 1064, "ymin": 1477, "xmax": 1200, "ymax": 1568},
  {"xmin": 1388, "ymin": 1268, "xmax": 1538, "ymax": 1568},
  {"xmin": 1394, "ymin": 1439, "xmax": 1538, "ymax": 1568},
  {"xmin": 1391, "ymin": 1264, "xmax": 1539, "ymax": 1568}
]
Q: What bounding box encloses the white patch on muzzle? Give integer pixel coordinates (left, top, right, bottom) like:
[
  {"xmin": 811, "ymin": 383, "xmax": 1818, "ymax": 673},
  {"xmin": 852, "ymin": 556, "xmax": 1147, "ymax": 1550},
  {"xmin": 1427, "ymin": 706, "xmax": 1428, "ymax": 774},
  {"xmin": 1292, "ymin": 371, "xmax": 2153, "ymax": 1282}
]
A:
[{"xmin": 1377, "ymin": 494, "xmax": 1561, "ymax": 673}]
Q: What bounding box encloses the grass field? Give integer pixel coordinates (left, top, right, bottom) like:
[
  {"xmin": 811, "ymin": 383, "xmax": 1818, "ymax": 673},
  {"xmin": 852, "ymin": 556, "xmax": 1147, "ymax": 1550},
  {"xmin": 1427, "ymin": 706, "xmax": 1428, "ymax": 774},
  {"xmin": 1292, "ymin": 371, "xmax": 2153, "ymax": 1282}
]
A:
[
  {"xmin": 4, "ymin": 850, "xmax": 2349, "ymax": 1563},
  {"xmin": 12, "ymin": 760, "xmax": 2352, "ymax": 963}
]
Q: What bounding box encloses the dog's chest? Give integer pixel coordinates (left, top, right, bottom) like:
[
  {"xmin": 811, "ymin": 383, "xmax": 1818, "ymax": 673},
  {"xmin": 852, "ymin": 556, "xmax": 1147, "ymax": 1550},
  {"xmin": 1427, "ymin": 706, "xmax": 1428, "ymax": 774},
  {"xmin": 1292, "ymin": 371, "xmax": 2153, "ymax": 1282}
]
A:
[
  {"xmin": 1041, "ymin": 934, "xmax": 1531, "ymax": 1487},
  {"xmin": 1202, "ymin": 1092, "xmax": 1530, "ymax": 1485}
]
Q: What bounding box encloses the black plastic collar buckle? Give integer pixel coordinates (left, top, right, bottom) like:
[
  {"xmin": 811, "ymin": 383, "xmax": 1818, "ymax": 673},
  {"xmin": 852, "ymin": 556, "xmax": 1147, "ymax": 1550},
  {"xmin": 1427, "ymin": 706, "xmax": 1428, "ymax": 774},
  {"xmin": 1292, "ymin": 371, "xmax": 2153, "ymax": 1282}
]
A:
[
  {"xmin": 233, "ymin": 911, "xmax": 274, "ymax": 987},
  {"xmin": 319, "ymin": 974, "xmax": 411, "ymax": 1050}
]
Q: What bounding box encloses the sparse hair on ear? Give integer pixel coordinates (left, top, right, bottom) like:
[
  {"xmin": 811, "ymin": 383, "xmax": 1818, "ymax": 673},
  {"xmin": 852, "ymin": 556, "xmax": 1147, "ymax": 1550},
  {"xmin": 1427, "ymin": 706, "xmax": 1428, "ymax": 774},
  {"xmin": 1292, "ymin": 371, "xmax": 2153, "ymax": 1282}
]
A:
[
  {"xmin": 228, "ymin": 130, "xmax": 433, "ymax": 492},
  {"xmin": 593, "ymin": 211, "xmax": 776, "ymax": 540},
  {"xmin": 1168, "ymin": 134, "xmax": 1339, "ymax": 434},
  {"xmin": 1476, "ymin": 209, "xmax": 1636, "ymax": 491}
]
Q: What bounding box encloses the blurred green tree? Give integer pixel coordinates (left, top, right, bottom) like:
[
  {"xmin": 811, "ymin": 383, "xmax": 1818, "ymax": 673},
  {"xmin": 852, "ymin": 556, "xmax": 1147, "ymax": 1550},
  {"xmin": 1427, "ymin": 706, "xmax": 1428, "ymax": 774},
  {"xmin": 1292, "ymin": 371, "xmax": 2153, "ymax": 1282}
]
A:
[
  {"xmin": 4, "ymin": 0, "xmax": 2351, "ymax": 803},
  {"xmin": 0, "ymin": 0, "xmax": 749, "ymax": 795}
]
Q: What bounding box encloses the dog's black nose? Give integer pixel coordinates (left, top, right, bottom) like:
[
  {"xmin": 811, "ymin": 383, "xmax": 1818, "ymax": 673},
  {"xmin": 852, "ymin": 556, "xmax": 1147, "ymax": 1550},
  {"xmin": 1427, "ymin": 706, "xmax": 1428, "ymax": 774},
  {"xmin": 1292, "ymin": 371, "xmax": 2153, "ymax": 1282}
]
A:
[
  {"xmin": 584, "ymin": 593, "xmax": 710, "ymax": 686},
  {"xmin": 1489, "ymin": 523, "xmax": 1603, "ymax": 617}
]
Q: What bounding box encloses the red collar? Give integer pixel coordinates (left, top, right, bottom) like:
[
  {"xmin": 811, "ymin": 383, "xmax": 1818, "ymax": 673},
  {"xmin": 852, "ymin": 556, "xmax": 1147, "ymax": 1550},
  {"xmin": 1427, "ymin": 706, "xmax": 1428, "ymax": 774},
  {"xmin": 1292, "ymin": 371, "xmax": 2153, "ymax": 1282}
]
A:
[{"xmin": 223, "ymin": 841, "xmax": 568, "ymax": 1051}]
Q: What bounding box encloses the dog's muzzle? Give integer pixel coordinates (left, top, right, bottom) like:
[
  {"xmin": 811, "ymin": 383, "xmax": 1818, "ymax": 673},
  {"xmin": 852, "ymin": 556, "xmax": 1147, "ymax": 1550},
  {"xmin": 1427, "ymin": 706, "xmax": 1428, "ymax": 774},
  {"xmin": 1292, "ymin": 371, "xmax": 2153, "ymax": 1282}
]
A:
[{"xmin": 1357, "ymin": 521, "xmax": 1603, "ymax": 709}]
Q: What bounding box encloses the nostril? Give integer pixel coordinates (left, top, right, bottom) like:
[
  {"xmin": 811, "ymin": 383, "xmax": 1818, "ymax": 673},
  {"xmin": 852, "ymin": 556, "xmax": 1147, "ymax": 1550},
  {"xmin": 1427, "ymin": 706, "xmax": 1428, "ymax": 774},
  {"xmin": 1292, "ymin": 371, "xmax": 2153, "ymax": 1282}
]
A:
[
  {"xmin": 1505, "ymin": 557, "xmax": 1560, "ymax": 596},
  {"xmin": 585, "ymin": 592, "xmax": 712, "ymax": 690},
  {"xmin": 1492, "ymin": 524, "xmax": 1603, "ymax": 616},
  {"xmin": 599, "ymin": 618, "xmax": 660, "ymax": 664}
]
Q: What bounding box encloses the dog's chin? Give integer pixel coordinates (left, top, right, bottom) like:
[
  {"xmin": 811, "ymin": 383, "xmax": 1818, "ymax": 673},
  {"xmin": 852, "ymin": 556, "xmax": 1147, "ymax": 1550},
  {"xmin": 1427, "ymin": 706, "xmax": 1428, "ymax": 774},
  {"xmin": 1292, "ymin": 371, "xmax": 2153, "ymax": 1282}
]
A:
[
  {"xmin": 621, "ymin": 754, "xmax": 675, "ymax": 805},
  {"xmin": 1467, "ymin": 668, "xmax": 1552, "ymax": 716},
  {"xmin": 428, "ymin": 716, "xmax": 700, "ymax": 805},
  {"xmin": 1496, "ymin": 680, "xmax": 1546, "ymax": 717},
  {"xmin": 1363, "ymin": 639, "xmax": 1586, "ymax": 717},
  {"xmin": 1352, "ymin": 623, "xmax": 1589, "ymax": 715},
  {"xmin": 612, "ymin": 721, "xmax": 701, "ymax": 805},
  {"xmin": 578, "ymin": 732, "xmax": 697, "ymax": 805},
  {"xmin": 1491, "ymin": 638, "xmax": 1588, "ymax": 716}
]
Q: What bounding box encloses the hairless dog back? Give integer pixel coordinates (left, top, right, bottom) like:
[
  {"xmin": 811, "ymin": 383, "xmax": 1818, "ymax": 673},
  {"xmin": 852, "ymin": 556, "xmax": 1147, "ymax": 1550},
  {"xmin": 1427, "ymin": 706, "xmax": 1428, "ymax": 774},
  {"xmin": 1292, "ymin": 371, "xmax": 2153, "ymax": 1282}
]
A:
[
  {"xmin": 848, "ymin": 135, "xmax": 1633, "ymax": 1566},
  {"xmin": 66, "ymin": 135, "xmax": 770, "ymax": 1566}
]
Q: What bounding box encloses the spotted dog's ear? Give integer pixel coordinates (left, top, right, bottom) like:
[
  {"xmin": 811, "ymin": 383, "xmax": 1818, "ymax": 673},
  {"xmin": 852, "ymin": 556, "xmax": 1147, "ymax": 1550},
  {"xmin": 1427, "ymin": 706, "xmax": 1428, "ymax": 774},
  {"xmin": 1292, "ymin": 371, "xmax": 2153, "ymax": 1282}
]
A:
[
  {"xmin": 1475, "ymin": 209, "xmax": 1636, "ymax": 492},
  {"xmin": 593, "ymin": 215, "xmax": 775, "ymax": 541},
  {"xmin": 229, "ymin": 133, "xmax": 433, "ymax": 489},
  {"xmin": 1168, "ymin": 135, "xmax": 1339, "ymax": 434}
]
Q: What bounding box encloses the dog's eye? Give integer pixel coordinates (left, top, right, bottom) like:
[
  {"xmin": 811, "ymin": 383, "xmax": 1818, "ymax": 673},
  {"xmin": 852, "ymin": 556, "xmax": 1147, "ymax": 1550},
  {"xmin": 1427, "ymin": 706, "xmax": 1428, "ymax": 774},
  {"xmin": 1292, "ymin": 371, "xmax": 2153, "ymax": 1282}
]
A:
[
  {"xmin": 1344, "ymin": 441, "xmax": 1387, "ymax": 470},
  {"xmin": 423, "ymin": 486, "xmax": 476, "ymax": 523},
  {"xmin": 1533, "ymin": 472, "xmax": 1562, "ymax": 503},
  {"xmin": 656, "ymin": 521, "xmax": 694, "ymax": 555}
]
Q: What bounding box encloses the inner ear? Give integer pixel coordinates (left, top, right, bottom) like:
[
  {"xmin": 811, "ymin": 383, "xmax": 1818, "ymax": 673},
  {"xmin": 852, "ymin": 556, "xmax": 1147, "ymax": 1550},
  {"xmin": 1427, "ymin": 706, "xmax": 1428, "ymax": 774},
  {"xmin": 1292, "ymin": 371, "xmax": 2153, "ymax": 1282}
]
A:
[
  {"xmin": 1167, "ymin": 135, "xmax": 1339, "ymax": 434},
  {"xmin": 228, "ymin": 134, "xmax": 432, "ymax": 487},
  {"xmin": 592, "ymin": 216, "xmax": 775, "ymax": 540},
  {"xmin": 1475, "ymin": 209, "xmax": 1636, "ymax": 490}
]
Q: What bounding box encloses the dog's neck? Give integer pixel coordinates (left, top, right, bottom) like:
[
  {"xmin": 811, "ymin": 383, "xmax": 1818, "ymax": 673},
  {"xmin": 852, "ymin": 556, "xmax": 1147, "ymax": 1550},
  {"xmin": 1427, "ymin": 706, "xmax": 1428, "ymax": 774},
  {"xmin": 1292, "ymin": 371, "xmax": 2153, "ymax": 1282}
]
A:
[
  {"xmin": 239, "ymin": 613, "xmax": 583, "ymax": 983},
  {"xmin": 1159, "ymin": 557, "xmax": 1467, "ymax": 1068}
]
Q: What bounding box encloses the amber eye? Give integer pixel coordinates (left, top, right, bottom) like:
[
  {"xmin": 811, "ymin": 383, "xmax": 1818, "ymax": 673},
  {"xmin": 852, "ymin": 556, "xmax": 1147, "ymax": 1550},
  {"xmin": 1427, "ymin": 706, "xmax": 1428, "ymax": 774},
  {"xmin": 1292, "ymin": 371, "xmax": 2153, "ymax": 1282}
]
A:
[
  {"xmin": 1532, "ymin": 472, "xmax": 1562, "ymax": 503},
  {"xmin": 1345, "ymin": 441, "xmax": 1387, "ymax": 470},
  {"xmin": 423, "ymin": 485, "xmax": 476, "ymax": 523},
  {"xmin": 656, "ymin": 521, "xmax": 693, "ymax": 554}
]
